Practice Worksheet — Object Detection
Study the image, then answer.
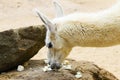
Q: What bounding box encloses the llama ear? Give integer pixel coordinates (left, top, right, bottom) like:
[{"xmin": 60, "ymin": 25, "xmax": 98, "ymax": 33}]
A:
[
  {"xmin": 34, "ymin": 9, "xmax": 55, "ymax": 32},
  {"xmin": 53, "ymin": 0, "xmax": 64, "ymax": 17}
]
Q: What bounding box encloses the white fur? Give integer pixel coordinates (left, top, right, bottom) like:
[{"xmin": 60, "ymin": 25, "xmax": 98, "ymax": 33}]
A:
[
  {"xmin": 53, "ymin": 0, "xmax": 120, "ymax": 24},
  {"xmin": 52, "ymin": 0, "xmax": 120, "ymax": 47}
]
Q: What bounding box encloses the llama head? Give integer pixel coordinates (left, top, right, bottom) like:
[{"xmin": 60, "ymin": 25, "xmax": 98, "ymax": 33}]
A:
[{"xmin": 35, "ymin": 1, "xmax": 71, "ymax": 70}]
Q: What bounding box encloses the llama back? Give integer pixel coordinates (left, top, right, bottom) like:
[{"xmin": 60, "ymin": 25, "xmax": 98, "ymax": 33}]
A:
[{"xmin": 53, "ymin": 0, "xmax": 120, "ymax": 24}]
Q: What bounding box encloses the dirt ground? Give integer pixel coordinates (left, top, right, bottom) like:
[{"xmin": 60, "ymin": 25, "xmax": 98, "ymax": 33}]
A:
[
  {"xmin": 0, "ymin": 0, "xmax": 120, "ymax": 79},
  {"xmin": 0, "ymin": 59, "xmax": 118, "ymax": 80}
]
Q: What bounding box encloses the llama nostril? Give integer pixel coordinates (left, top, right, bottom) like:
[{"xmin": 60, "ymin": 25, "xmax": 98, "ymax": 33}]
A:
[
  {"xmin": 51, "ymin": 63, "xmax": 56, "ymax": 69},
  {"xmin": 56, "ymin": 66, "xmax": 61, "ymax": 69},
  {"xmin": 50, "ymin": 63, "xmax": 61, "ymax": 70},
  {"xmin": 56, "ymin": 63, "xmax": 61, "ymax": 69}
]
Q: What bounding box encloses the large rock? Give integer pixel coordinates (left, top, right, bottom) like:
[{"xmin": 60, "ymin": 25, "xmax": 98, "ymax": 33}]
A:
[
  {"xmin": 0, "ymin": 59, "xmax": 118, "ymax": 80},
  {"xmin": 0, "ymin": 25, "xmax": 46, "ymax": 72}
]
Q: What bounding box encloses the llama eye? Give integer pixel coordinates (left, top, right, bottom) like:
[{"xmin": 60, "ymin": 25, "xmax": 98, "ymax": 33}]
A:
[{"xmin": 47, "ymin": 42, "xmax": 53, "ymax": 48}]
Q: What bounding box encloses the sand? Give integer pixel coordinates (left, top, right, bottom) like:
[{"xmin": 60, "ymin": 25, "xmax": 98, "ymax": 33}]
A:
[{"xmin": 0, "ymin": 0, "xmax": 120, "ymax": 79}]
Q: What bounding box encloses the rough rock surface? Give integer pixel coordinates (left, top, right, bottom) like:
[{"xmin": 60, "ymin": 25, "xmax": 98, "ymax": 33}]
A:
[
  {"xmin": 0, "ymin": 25, "xmax": 46, "ymax": 72},
  {"xmin": 0, "ymin": 59, "xmax": 118, "ymax": 80}
]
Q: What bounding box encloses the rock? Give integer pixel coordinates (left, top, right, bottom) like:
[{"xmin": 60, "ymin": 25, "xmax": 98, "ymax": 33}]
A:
[
  {"xmin": 0, "ymin": 25, "xmax": 46, "ymax": 72},
  {"xmin": 0, "ymin": 59, "xmax": 118, "ymax": 80}
]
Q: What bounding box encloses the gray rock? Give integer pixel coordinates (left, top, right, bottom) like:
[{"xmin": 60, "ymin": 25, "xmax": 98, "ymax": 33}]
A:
[
  {"xmin": 0, "ymin": 25, "xmax": 46, "ymax": 72},
  {"xmin": 0, "ymin": 59, "xmax": 118, "ymax": 80}
]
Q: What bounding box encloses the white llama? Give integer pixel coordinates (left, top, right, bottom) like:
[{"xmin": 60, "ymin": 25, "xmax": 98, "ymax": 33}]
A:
[{"xmin": 35, "ymin": 0, "xmax": 120, "ymax": 69}]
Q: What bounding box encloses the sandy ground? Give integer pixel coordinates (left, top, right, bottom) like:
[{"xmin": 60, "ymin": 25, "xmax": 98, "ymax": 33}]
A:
[{"xmin": 0, "ymin": 0, "xmax": 120, "ymax": 79}]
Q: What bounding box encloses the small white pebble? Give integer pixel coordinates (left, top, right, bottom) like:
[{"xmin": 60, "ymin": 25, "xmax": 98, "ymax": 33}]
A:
[
  {"xmin": 75, "ymin": 71, "xmax": 82, "ymax": 78},
  {"xmin": 75, "ymin": 74, "xmax": 82, "ymax": 79},
  {"xmin": 62, "ymin": 60, "xmax": 72, "ymax": 70},
  {"xmin": 43, "ymin": 59, "xmax": 52, "ymax": 72},
  {"xmin": 47, "ymin": 67, "xmax": 52, "ymax": 71},
  {"xmin": 42, "ymin": 65, "xmax": 52, "ymax": 72},
  {"xmin": 47, "ymin": 64, "xmax": 51, "ymax": 67},
  {"xmin": 17, "ymin": 65, "xmax": 24, "ymax": 72},
  {"xmin": 44, "ymin": 66, "xmax": 49, "ymax": 69},
  {"xmin": 42, "ymin": 68, "xmax": 47, "ymax": 72},
  {"xmin": 77, "ymin": 71, "xmax": 82, "ymax": 75}
]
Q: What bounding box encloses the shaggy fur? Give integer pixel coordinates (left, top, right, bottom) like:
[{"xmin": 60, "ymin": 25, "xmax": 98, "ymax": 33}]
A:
[{"xmin": 53, "ymin": 0, "xmax": 120, "ymax": 47}]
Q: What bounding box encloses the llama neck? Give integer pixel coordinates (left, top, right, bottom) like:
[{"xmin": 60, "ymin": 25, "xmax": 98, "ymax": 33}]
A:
[
  {"xmin": 58, "ymin": 21, "xmax": 120, "ymax": 47},
  {"xmin": 56, "ymin": 1, "xmax": 120, "ymax": 47}
]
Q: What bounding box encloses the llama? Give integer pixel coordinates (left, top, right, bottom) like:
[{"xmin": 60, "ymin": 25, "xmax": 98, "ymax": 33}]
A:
[{"xmin": 35, "ymin": 0, "xmax": 120, "ymax": 69}]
